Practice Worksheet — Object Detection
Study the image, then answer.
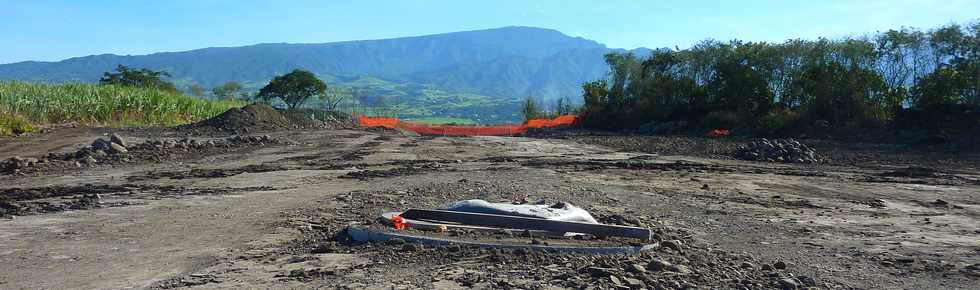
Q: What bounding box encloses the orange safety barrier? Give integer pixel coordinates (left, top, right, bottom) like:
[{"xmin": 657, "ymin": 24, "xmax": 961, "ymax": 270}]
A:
[
  {"xmin": 358, "ymin": 114, "xmax": 580, "ymax": 136},
  {"xmin": 708, "ymin": 129, "xmax": 731, "ymax": 137}
]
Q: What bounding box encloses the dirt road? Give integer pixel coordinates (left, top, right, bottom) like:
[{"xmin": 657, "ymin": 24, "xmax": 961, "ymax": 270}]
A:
[{"xmin": 1, "ymin": 128, "xmax": 978, "ymax": 289}]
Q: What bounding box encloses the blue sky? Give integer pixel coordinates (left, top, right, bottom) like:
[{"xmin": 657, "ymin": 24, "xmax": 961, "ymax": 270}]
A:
[{"xmin": 1, "ymin": 0, "xmax": 977, "ymax": 64}]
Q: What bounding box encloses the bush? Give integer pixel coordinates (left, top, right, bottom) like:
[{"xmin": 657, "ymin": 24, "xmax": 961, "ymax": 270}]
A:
[
  {"xmin": 0, "ymin": 112, "xmax": 34, "ymax": 136},
  {"xmin": 758, "ymin": 108, "xmax": 801, "ymax": 136},
  {"xmin": 701, "ymin": 111, "xmax": 738, "ymax": 130}
]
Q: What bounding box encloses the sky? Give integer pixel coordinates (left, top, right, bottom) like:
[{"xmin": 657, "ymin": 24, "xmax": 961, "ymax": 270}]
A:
[{"xmin": 1, "ymin": 0, "xmax": 977, "ymax": 64}]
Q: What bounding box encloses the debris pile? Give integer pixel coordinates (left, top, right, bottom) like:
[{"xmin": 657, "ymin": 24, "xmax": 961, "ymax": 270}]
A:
[
  {"xmin": 734, "ymin": 138, "xmax": 819, "ymax": 163},
  {"xmin": 2, "ymin": 134, "xmax": 282, "ymax": 175},
  {"xmin": 180, "ymin": 103, "xmax": 346, "ymax": 133}
]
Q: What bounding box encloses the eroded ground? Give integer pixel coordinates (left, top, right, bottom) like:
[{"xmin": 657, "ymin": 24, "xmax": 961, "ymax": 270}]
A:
[{"xmin": 1, "ymin": 129, "xmax": 978, "ymax": 289}]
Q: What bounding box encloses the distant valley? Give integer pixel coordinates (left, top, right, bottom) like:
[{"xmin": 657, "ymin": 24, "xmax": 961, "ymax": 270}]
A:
[{"xmin": 0, "ymin": 27, "xmax": 649, "ymax": 123}]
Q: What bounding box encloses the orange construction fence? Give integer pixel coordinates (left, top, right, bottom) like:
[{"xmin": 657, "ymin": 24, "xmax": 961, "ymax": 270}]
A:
[{"xmin": 358, "ymin": 115, "xmax": 580, "ymax": 136}]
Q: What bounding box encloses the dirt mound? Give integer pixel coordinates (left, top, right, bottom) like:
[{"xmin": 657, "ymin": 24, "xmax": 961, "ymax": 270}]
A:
[{"xmin": 182, "ymin": 103, "xmax": 343, "ymax": 133}]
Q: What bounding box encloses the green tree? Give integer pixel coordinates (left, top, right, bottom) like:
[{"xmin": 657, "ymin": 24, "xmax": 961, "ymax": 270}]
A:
[
  {"xmin": 555, "ymin": 97, "xmax": 576, "ymax": 116},
  {"xmin": 581, "ymin": 80, "xmax": 609, "ymax": 109},
  {"xmin": 520, "ymin": 97, "xmax": 544, "ymax": 121},
  {"xmin": 99, "ymin": 65, "xmax": 178, "ymax": 93},
  {"xmin": 258, "ymin": 70, "xmax": 327, "ymax": 109},
  {"xmin": 212, "ymin": 81, "xmax": 245, "ymax": 100}
]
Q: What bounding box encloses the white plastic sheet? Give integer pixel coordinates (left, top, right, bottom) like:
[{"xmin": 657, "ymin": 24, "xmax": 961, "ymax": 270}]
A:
[{"xmin": 444, "ymin": 199, "xmax": 599, "ymax": 224}]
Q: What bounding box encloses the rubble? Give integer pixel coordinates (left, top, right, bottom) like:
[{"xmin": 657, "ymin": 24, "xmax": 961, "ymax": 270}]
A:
[
  {"xmin": 1, "ymin": 134, "xmax": 283, "ymax": 175},
  {"xmin": 734, "ymin": 138, "xmax": 820, "ymax": 163}
]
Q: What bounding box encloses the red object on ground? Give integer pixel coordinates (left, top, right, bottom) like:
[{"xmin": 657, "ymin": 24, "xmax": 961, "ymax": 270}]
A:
[
  {"xmin": 390, "ymin": 215, "xmax": 407, "ymax": 230},
  {"xmin": 357, "ymin": 114, "xmax": 580, "ymax": 136},
  {"xmin": 708, "ymin": 129, "xmax": 731, "ymax": 137}
]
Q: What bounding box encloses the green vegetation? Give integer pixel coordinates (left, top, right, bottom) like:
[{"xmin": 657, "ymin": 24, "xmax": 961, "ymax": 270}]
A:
[
  {"xmin": 0, "ymin": 81, "xmax": 243, "ymax": 135},
  {"xmin": 520, "ymin": 96, "xmax": 580, "ymax": 121},
  {"xmin": 304, "ymin": 75, "xmax": 522, "ymax": 123},
  {"xmin": 403, "ymin": 117, "xmax": 477, "ymax": 125},
  {"xmin": 99, "ymin": 65, "xmax": 180, "ymax": 93},
  {"xmin": 212, "ymin": 81, "xmax": 247, "ymax": 100},
  {"xmin": 580, "ymin": 21, "xmax": 979, "ymax": 138},
  {"xmin": 0, "ymin": 111, "xmax": 33, "ymax": 136},
  {"xmin": 258, "ymin": 70, "xmax": 327, "ymax": 109}
]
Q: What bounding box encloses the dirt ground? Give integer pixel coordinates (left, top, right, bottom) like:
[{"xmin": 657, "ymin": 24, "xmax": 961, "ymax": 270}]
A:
[{"xmin": 1, "ymin": 128, "xmax": 978, "ymax": 289}]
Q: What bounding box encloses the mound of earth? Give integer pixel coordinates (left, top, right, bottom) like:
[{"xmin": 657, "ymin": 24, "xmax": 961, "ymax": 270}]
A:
[{"xmin": 181, "ymin": 103, "xmax": 345, "ymax": 133}]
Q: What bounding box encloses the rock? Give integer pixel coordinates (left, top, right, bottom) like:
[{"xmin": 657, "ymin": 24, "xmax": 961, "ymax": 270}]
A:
[
  {"xmin": 740, "ymin": 262, "xmax": 755, "ymax": 269},
  {"xmin": 310, "ymin": 244, "xmax": 336, "ymax": 254},
  {"xmin": 385, "ymin": 238, "xmax": 406, "ymax": 245},
  {"xmin": 663, "ymin": 239, "xmax": 684, "ymax": 251},
  {"xmin": 110, "ymin": 133, "xmax": 127, "ymax": 147},
  {"xmin": 773, "ymin": 261, "xmax": 787, "ymax": 269},
  {"xmin": 623, "ymin": 277, "xmax": 645, "ymax": 289},
  {"xmin": 401, "ymin": 243, "xmax": 421, "ymax": 252},
  {"xmin": 586, "ymin": 267, "xmax": 615, "ymax": 277},
  {"xmin": 109, "ymin": 142, "xmax": 128, "ymax": 154},
  {"xmin": 626, "ymin": 263, "xmax": 647, "ymax": 273},
  {"xmin": 667, "ymin": 264, "xmax": 691, "ymax": 274},
  {"xmin": 648, "ymin": 259, "xmax": 672, "ymax": 272},
  {"xmin": 797, "ymin": 276, "xmax": 816, "ymax": 286},
  {"xmin": 92, "ymin": 139, "xmax": 112, "ymax": 151},
  {"xmin": 83, "ymin": 156, "xmax": 97, "ymax": 165},
  {"xmin": 777, "ymin": 278, "xmax": 800, "ymax": 289},
  {"xmin": 8, "ymin": 156, "xmax": 39, "ymax": 169},
  {"xmin": 609, "ymin": 275, "xmax": 622, "ymax": 286}
]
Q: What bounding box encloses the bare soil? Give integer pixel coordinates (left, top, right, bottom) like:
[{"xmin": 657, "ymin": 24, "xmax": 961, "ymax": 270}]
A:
[{"xmin": 1, "ymin": 127, "xmax": 978, "ymax": 289}]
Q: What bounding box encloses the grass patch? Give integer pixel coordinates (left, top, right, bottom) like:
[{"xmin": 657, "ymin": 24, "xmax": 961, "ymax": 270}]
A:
[
  {"xmin": 0, "ymin": 111, "xmax": 34, "ymax": 136},
  {"xmin": 0, "ymin": 81, "xmax": 243, "ymax": 135}
]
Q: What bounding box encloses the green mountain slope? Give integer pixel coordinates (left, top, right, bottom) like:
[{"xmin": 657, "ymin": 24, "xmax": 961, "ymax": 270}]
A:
[{"xmin": 0, "ymin": 26, "xmax": 650, "ymax": 123}]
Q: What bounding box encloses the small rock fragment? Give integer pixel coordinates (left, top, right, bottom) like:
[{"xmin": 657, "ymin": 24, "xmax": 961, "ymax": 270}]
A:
[
  {"xmin": 109, "ymin": 142, "xmax": 128, "ymax": 154},
  {"xmin": 110, "ymin": 133, "xmax": 127, "ymax": 147}
]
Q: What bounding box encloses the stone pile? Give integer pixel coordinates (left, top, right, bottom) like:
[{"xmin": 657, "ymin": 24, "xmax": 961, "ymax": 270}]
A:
[
  {"xmin": 735, "ymin": 138, "xmax": 819, "ymax": 163},
  {"xmin": 2, "ymin": 134, "xmax": 280, "ymax": 174}
]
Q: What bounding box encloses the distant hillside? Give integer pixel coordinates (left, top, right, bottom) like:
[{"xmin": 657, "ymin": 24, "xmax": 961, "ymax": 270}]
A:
[{"xmin": 0, "ymin": 26, "xmax": 650, "ymax": 122}]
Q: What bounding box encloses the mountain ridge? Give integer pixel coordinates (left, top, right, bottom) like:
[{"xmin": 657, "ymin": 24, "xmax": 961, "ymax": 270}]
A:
[{"xmin": 0, "ymin": 26, "xmax": 650, "ymax": 104}]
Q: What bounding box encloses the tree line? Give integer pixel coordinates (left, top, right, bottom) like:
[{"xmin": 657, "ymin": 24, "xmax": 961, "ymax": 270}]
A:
[
  {"xmin": 578, "ymin": 21, "xmax": 979, "ymax": 137},
  {"xmin": 99, "ymin": 66, "xmax": 348, "ymax": 110}
]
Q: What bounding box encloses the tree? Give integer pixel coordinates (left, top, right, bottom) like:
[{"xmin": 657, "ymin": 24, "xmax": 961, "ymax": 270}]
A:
[
  {"xmin": 258, "ymin": 70, "xmax": 327, "ymax": 109},
  {"xmin": 555, "ymin": 97, "xmax": 576, "ymax": 116},
  {"xmin": 581, "ymin": 80, "xmax": 609, "ymax": 109},
  {"xmin": 99, "ymin": 65, "xmax": 178, "ymax": 93},
  {"xmin": 213, "ymin": 81, "xmax": 245, "ymax": 100},
  {"xmin": 520, "ymin": 97, "xmax": 544, "ymax": 121}
]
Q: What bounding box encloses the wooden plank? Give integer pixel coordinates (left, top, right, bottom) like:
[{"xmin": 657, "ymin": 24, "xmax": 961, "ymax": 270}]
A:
[{"xmin": 399, "ymin": 209, "xmax": 650, "ymax": 240}]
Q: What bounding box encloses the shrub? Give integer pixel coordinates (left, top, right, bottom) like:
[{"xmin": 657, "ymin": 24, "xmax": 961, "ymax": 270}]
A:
[
  {"xmin": 701, "ymin": 111, "xmax": 738, "ymax": 130},
  {"xmin": 758, "ymin": 108, "xmax": 801, "ymax": 136},
  {"xmin": 0, "ymin": 111, "xmax": 34, "ymax": 136}
]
